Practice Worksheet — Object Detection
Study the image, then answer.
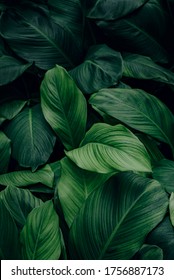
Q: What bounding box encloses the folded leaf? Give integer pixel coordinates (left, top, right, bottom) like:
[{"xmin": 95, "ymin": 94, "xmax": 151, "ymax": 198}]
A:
[
  {"xmin": 41, "ymin": 65, "xmax": 87, "ymax": 150},
  {"xmin": 90, "ymin": 88, "xmax": 174, "ymax": 154},
  {"xmin": 0, "ymin": 131, "xmax": 11, "ymax": 174},
  {"xmin": 0, "ymin": 100, "xmax": 27, "ymax": 125},
  {"xmin": 4, "ymin": 104, "xmax": 56, "ymax": 171},
  {"xmin": 69, "ymin": 172, "xmax": 168, "ymax": 259},
  {"xmin": 133, "ymin": 244, "xmax": 163, "ymax": 260},
  {"xmin": 153, "ymin": 159, "xmax": 174, "ymax": 193},
  {"xmin": 66, "ymin": 123, "xmax": 152, "ymax": 173},
  {"xmin": 20, "ymin": 200, "xmax": 61, "ymax": 260}
]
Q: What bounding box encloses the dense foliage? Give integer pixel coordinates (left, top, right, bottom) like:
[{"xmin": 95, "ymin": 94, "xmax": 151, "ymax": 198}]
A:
[{"xmin": 1, "ymin": 0, "xmax": 174, "ymax": 260}]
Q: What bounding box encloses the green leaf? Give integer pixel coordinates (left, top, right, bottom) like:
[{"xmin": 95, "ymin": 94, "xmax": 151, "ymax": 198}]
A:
[
  {"xmin": 4, "ymin": 104, "xmax": 56, "ymax": 171},
  {"xmin": 0, "ymin": 199, "xmax": 21, "ymax": 259},
  {"xmin": 122, "ymin": 53, "xmax": 174, "ymax": 86},
  {"xmin": 0, "ymin": 6, "xmax": 83, "ymax": 70},
  {"xmin": 66, "ymin": 123, "xmax": 151, "ymax": 174},
  {"xmin": 85, "ymin": 0, "xmax": 149, "ymax": 20},
  {"xmin": 0, "ymin": 131, "xmax": 11, "ymax": 174},
  {"xmin": 69, "ymin": 44, "xmax": 123, "ymax": 94},
  {"xmin": 96, "ymin": 0, "xmax": 170, "ymax": 64},
  {"xmin": 56, "ymin": 157, "xmax": 110, "ymax": 227},
  {"xmin": 69, "ymin": 172, "xmax": 168, "ymax": 259},
  {"xmin": 20, "ymin": 200, "xmax": 61, "ymax": 260},
  {"xmin": 1, "ymin": 186, "xmax": 43, "ymax": 229},
  {"xmin": 89, "ymin": 88, "xmax": 174, "ymax": 154},
  {"xmin": 169, "ymin": 193, "xmax": 174, "ymax": 226},
  {"xmin": 153, "ymin": 159, "xmax": 174, "ymax": 193},
  {"xmin": 133, "ymin": 244, "xmax": 163, "ymax": 260},
  {"xmin": 147, "ymin": 217, "xmax": 174, "ymax": 260},
  {"xmin": 41, "ymin": 65, "xmax": 87, "ymax": 150},
  {"xmin": 0, "ymin": 162, "xmax": 59, "ymax": 188},
  {"xmin": 0, "ymin": 55, "xmax": 32, "ymax": 86},
  {"xmin": 0, "ymin": 100, "xmax": 27, "ymax": 125}
]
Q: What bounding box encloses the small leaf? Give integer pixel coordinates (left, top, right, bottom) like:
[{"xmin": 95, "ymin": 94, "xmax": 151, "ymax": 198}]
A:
[
  {"xmin": 169, "ymin": 193, "xmax": 174, "ymax": 226},
  {"xmin": 66, "ymin": 123, "xmax": 152, "ymax": 173},
  {"xmin": 41, "ymin": 65, "xmax": 87, "ymax": 150},
  {"xmin": 4, "ymin": 104, "xmax": 56, "ymax": 171},
  {"xmin": 0, "ymin": 131, "xmax": 11, "ymax": 174},
  {"xmin": 20, "ymin": 200, "xmax": 61, "ymax": 260},
  {"xmin": 0, "ymin": 100, "xmax": 27, "ymax": 125},
  {"xmin": 133, "ymin": 244, "xmax": 163, "ymax": 260},
  {"xmin": 153, "ymin": 159, "xmax": 174, "ymax": 193}
]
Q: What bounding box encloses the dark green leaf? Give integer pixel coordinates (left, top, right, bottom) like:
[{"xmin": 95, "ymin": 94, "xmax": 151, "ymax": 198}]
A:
[
  {"xmin": 153, "ymin": 159, "xmax": 174, "ymax": 193},
  {"xmin": 169, "ymin": 193, "xmax": 174, "ymax": 226},
  {"xmin": 0, "ymin": 131, "xmax": 11, "ymax": 174},
  {"xmin": 41, "ymin": 65, "xmax": 87, "ymax": 150},
  {"xmin": 69, "ymin": 172, "xmax": 168, "ymax": 259},
  {"xmin": 20, "ymin": 200, "xmax": 61, "ymax": 260},
  {"xmin": 4, "ymin": 104, "xmax": 56, "ymax": 171},
  {"xmin": 133, "ymin": 244, "xmax": 163, "ymax": 260},
  {"xmin": 69, "ymin": 44, "xmax": 123, "ymax": 94},
  {"xmin": 0, "ymin": 100, "xmax": 27, "ymax": 125}
]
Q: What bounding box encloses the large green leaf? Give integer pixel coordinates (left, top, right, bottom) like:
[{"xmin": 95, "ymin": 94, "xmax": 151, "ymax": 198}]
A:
[
  {"xmin": 0, "ymin": 199, "xmax": 21, "ymax": 259},
  {"xmin": 0, "ymin": 131, "xmax": 11, "ymax": 174},
  {"xmin": 69, "ymin": 172, "xmax": 168, "ymax": 259},
  {"xmin": 133, "ymin": 244, "xmax": 163, "ymax": 260},
  {"xmin": 69, "ymin": 44, "xmax": 122, "ymax": 94},
  {"xmin": 85, "ymin": 0, "xmax": 149, "ymax": 20},
  {"xmin": 169, "ymin": 193, "xmax": 174, "ymax": 226},
  {"xmin": 56, "ymin": 157, "xmax": 110, "ymax": 227},
  {"xmin": 66, "ymin": 123, "xmax": 151, "ymax": 173},
  {"xmin": 0, "ymin": 5, "xmax": 83, "ymax": 70},
  {"xmin": 41, "ymin": 65, "xmax": 87, "ymax": 150},
  {"xmin": 4, "ymin": 104, "xmax": 56, "ymax": 171},
  {"xmin": 0, "ymin": 55, "xmax": 32, "ymax": 86},
  {"xmin": 153, "ymin": 159, "xmax": 174, "ymax": 193},
  {"xmin": 89, "ymin": 88, "xmax": 174, "ymax": 154},
  {"xmin": 20, "ymin": 200, "xmax": 61, "ymax": 260},
  {"xmin": 147, "ymin": 217, "xmax": 174, "ymax": 260},
  {"xmin": 0, "ymin": 100, "xmax": 27, "ymax": 125},
  {"xmin": 122, "ymin": 53, "xmax": 174, "ymax": 85},
  {"xmin": 96, "ymin": 0, "xmax": 170, "ymax": 63},
  {"xmin": 0, "ymin": 186, "xmax": 43, "ymax": 229}
]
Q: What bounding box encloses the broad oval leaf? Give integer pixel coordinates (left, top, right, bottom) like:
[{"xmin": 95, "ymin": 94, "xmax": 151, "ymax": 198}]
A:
[
  {"xmin": 56, "ymin": 157, "xmax": 110, "ymax": 227},
  {"xmin": 133, "ymin": 244, "xmax": 163, "ymax": 260},
  {"xmin": 69, "ymin": 44, "xmax": 123, "ymax": 94},
  {"xmin": 169, "ymin": 193, "xmax": 174, "ymax": 226},
  {"xmin": 0, "ymin": 6, "xmax": 83, "ymax": 70},
  {"xmin": 69, "ymin": 172, "xmax": 168, "ymax": 259},
  {"xmin": 65, "ymin": 123, "xmax": 152, "ymax": 173},
  {"xmin": 0, "ymin": 55, "xmax": 32, "ymax": 86},
  {"xmin": 122, "ymin": 53, "xmax": 174, "ymax": 86},
  {"xmin": 20, "ymin": 200, "xmax": 61, "ymax": 260},
  {"xmin": 0, "ymin": 100, "xmax": 27, "ymax": 125},
  {"xmin": 0, "ymin": 131, "xmax": 11, "ymax": 174},
  {"xmin": 153, "ymin": 159, "xmax": 174, "ymax": 193},
  {"xmin": 89, "ymin": 88, "xmax": 174, "ymax": 154},
  {"xmin": 41, "ymin": 65, "xmax": 87, "ymax": 150},
  {"xmin": 1, "ymin": 186, "xmax": 43, "ymax": 229},
  {"xmin": 4, "ymin": 104, "xmax": 56, "ymax": 171}
]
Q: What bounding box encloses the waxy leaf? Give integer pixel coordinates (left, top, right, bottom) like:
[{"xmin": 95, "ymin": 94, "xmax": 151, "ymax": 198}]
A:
[
  {"xmin": 69, "ymin": 172, "xmax": 168, "ymax": 259},
  {"xmin": 0, "ymin": 131, "xmax": 11, "ymax": 174},
  {"xmin": 153, "ymin": 159, "xmax": 174, "ymax": 193},
  {"xmin": 41, "ymin": 65, "xmax": 87, "ymax": 150},
  {"xmin": 20, "ymin": 200, "xmax": 61, "ymax": 260},
  {"xmin": 66, "ymin": 123, "xmax": 151, "ymax": 173},
  {"xmin": 0, "ymin": 100, "xmax": 27, "ymax": 125},
  {"xmin": 90, "ymin": 88, "xmax": 174, "ymax": 154},
  {"xmin": 4, "ymin": 104, "xmax": 56, "ymax": 171}
]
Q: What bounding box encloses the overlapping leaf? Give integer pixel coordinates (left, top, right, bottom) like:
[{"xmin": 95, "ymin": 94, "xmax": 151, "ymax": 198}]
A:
[
  {"xmin": 41, "ymin": 65, "xmax": 87, "ymax": 150},
  {"xmin": 0, "ymin": 100, "xmax": 27, "ymax": 125},
  {"xmin": 4, "ymin": 104, "xmax": 56, "ymax": 171},
  {"xmin": 69, "ymin": 172, "xmax": 168, "ymax": 259},
  {"xmin": 69, "ymin": 44, "xmax": 122, "ymax": 94},
  {"xmin": 0, "ymin": 131, "xmax": 11, "ymax": 174},
  {"xmin": 153, "ymin": 159, "xmax": 174, "ymax": 193},
  {"xmin": 66, "ymin": 123, "xmax": 151, "ymax": 173},
  {"xmin": 20, "ymin": 200, "xmax": 61, "ymax": 260},
  {"xmin": 90, "ymin": 88, "xmax": 174, "ymax": 154},
  {"xmin": 133, "ymin": 244, "xmax": 163, "ymax": 260}
]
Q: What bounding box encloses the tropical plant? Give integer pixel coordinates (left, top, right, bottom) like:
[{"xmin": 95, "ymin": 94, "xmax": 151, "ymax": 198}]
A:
[{"xmin": 1, "ymin": 0, "xmax": 174, "ymax": 260}]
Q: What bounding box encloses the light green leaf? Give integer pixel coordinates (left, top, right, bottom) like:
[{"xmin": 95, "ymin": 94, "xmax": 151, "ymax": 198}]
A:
[
  {"xmin": 0, "ymin": 131, "xmax": 11, "ymax": 174},
  {"xmin": 169, "ymin": 193, "xmax": 174, "ymax": 226},
  {"xmin": 69, "ymin": 172, "xmax": 168, "ymax": 259},
  {"xmin": 0, "ymin": 100, "xmax": 27, "ymax": 125},
  {"xmin": 153, "ymin": 159, "xmax": 174, "ymax": 193},
  {"xmin": 4, "ymin": 104, "xmax": 56, "ymax": 171},
  {"xmin": 41, "ymin": 65, "xmax": 87, "ymax": 150},
  {"xmin": 123, "ymin": 53, "xmax": 174, "ymax": 86},
  {"xmin": 133, "ymin": 244, "xmax": 163, "ymax": 260},
  {"xmin": 1, "ymin": 186, "xmax": 43, "ymax": 229},
  {"xmin": 56, "ymin": 157, "xmax": 110, "ymax": 227},
  {"xmin": 0, "ymin": 55, "xmax": 32, "ymax": 86},
  {"xmin": 89, "ymin": 88, "xmax": 174, "ymax": 154},
  {"xmin": 20, "ymin": 200, "xmax": 61, "ymax": 260},
  {"xmin": 66, "ymin": 123, "xmax": 152, "ymax": 173},
  {"xmin": 69, "ymin": 44, "xmax": 122, "ymax": 94}
]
